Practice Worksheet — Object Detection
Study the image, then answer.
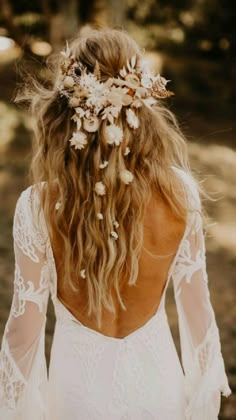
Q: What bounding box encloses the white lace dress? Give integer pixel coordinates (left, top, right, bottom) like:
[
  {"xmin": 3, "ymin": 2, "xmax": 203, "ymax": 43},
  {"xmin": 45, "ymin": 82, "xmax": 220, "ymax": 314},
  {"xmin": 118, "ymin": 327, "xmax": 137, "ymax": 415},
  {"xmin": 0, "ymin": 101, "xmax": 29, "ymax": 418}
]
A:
[{"xmin": 0, "ymin": 168, "xmax": 231, "ymax": 420}]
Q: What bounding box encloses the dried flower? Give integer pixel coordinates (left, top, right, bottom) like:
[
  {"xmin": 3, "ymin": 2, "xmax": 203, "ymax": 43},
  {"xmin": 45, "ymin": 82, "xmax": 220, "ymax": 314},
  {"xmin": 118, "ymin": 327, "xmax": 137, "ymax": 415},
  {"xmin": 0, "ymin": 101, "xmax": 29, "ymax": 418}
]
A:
[
  {"xmin": 124, "ymin": 147, "xmax": 130, "ymax": 156},
  {"xmin": 105, "ymin": 124, "xmax": 123, "ymax": 146},
  {"xmin": 113, "ymin": 220, "xmax": 119, "ymax": 229},
  {"xmin": 99, "ymin": 160, "xmax": 108, "ymax": 169},
  {"xmin": 119, "ymin": 169, "xmax": 134, "ymax": 184},
  {"xmin": 83, "ymin": 115, "xmax": 99, "ymax": 132},
  {"xmin": 125, "ymin": 73, "xmax": 140, "ymax": 89},
  {"xmin": 59, "ymin": 45, "xmax": 174, "ymax": 155},
  {"xmin": 80, "ymin": 269, "xmax": 86, "ymax": 279},
  {"xmin": 69, "ymin": 97, "xmax": 80, "ymax": 108},
  {"xmin": 63, "ymin": 76, "xmax": 75, "ymax": 89},
  {"xmin": 111, "ymin": 231, "xmax": 118, "ymax": 240},
  {"xmin": 97, "ymin": 212, "xmax": 103, "ymax": 220},
  {"xmin": 55, "ymin": 201, "xmax": 61, "ymax": 210},
  {"xmin": 126, "ymin": 109, "xmax": 139, "ymax": 129},
  {"xmin": 69, "ymin": 131, "xmax": 88, "ymax": 150},
  {"xmin": 141, "ymin": 74, "xmax": 152, "ymax": 89},
  {"xmin": 94, "ymin": 182, "xmax": 106, "ymax": 196}
]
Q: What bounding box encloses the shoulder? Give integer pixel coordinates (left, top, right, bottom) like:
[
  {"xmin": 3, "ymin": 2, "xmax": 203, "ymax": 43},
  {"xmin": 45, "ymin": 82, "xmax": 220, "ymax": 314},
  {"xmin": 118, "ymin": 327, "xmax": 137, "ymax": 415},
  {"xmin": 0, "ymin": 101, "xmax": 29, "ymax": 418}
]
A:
[
  {"xmin": 170, "ymin": 166, "xmax": 201, "ymax": 212},
  {"xmin": 13, "ymin": 183, "xmax": 48, "ymax": 256}
]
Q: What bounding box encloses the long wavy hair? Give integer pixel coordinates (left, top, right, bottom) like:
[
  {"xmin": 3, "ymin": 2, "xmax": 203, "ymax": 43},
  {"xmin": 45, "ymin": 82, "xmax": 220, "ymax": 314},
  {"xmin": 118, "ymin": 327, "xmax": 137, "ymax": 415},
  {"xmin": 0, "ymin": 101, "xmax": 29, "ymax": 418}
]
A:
[{"xmin": 19, "ymin": 28, "xmax": 204, "ymax": 328}]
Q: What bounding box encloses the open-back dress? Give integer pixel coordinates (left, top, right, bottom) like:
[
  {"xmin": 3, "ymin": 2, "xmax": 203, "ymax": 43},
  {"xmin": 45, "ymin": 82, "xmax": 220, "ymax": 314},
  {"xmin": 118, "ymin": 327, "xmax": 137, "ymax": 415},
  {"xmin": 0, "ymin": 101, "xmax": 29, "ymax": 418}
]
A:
[{"xmin": 0, "ymin": 167, "xmax": 231, "ymax": 419}]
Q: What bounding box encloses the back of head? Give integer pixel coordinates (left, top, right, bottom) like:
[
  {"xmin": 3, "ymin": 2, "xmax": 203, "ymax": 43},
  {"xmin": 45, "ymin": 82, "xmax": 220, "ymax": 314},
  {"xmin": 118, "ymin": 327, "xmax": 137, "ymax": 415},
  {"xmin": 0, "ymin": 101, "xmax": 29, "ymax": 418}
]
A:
[{"xmin": 23, "ymin": 28, "xmax": 193, "ymax": 328}]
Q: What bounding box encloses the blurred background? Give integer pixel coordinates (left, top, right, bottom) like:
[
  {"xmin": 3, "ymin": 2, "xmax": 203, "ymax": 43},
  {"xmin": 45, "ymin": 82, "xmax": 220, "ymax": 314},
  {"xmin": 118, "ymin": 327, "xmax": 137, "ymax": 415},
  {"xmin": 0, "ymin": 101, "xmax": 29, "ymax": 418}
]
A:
[{"xmin": 0, "ymin": 1, "xmax": 235, "ymax": 418}]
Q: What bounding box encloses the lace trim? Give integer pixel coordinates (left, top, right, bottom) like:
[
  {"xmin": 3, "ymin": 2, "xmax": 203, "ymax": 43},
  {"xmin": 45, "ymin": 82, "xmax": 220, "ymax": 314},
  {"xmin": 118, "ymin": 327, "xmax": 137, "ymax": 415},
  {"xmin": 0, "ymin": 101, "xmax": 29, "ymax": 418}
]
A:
[{"xmin": 12, "ymin": 262, "xmax": 50, "ymax": 317}]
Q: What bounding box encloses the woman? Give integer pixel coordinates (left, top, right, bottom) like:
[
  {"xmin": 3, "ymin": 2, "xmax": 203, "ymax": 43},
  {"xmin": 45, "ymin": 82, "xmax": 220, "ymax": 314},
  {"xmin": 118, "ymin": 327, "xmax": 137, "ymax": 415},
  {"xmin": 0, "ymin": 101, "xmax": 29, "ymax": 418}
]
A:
[{"xmin": 0, "ymin": 28, "xmax": 231, "ymax": 419}]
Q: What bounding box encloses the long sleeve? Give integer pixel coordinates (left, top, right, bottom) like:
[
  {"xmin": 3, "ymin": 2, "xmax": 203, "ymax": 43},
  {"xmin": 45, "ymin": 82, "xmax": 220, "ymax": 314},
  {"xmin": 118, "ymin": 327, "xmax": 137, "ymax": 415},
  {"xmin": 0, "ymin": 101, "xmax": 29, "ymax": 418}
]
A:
[
  {"xmin": 0, "ymin": 187, "xmax": 50, "ymax": 420},
  {"xmin": 172, "ymin": 174, "xmax": 231, "ymax": 419}
]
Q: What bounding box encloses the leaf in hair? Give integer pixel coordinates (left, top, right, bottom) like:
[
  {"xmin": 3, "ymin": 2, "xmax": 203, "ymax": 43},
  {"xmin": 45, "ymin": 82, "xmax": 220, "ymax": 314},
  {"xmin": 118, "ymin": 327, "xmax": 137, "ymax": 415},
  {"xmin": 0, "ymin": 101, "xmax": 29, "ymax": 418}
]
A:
[{"xmin": 94, "ymin": 61, "xmax": 101, "ymax": 80}]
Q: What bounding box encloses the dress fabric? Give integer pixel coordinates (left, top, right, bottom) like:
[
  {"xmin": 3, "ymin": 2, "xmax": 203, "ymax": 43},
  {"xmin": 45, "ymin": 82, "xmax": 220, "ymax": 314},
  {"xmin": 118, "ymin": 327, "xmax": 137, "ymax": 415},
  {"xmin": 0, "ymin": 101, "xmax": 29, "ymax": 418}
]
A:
[{"xmin": 0, "ymin": 167, "xmax": 231, "ymax": 420}]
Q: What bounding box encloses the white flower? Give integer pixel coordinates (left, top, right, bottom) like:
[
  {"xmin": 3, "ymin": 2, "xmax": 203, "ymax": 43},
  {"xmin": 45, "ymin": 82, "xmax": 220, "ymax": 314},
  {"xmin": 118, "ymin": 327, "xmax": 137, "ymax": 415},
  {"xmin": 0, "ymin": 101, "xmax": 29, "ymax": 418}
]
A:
[
  {"xmin": 80, "ymin": 269, "xmax": 86, "ymax": 278},
  {"xmin": 119, "ymin": 169, "xmax": 134, "ymax": 184},
  {"xmin": 83, "ymin": 115, "xmax": 99, "ymax": 132},
  {"xmin": 111, "ymin": 231, "xmax": 118, "ymax": 240},
  {"xmin": 124, "ymin": 147, "xmax": 130, "ymax": 156},
  {"xmin": 126, "ymin": 109, "xmax": 139, "ymax": 129},
  {"xmin": 55, "ymin": 201, "xmax": 61, "ymax": 210},
  {"xmin": 99, "ymin": 160, "xmax": 108, "ymax": 169},
  {"xmin": 94, "ymin": 181, "xmax": 106, "ymax": 196},
  {"xmin": 63, "ymin": 76, "xmax": 75, "ymax": 88},
  {"xmin": 79, "ymin": 73, "xmax": 99, "ymax": 93},
  {"xmin": 69, "ymin": 131, "xmax": 88, "ymax": 149},
  {"xmin": 113, "ymin": 220, "xmax": 119, "ymax": 229},
  {"xmin": 108, "ymin": 86, "xmax": 129, "ymax": 108},
  {"xmin": 97, "ymin": 212, "xmax": 103, "ymax": 220},
  {"xmin": 105, "ymin": 124, "xmax": 123, "ymax": 146}
]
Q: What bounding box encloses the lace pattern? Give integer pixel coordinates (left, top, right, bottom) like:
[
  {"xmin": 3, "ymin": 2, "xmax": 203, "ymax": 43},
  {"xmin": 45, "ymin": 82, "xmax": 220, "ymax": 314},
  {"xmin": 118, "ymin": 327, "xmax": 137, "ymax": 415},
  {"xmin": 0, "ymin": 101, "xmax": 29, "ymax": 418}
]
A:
[{"xmin": 0, "ymin": 341, "xmax": 26, "ymax": 410}]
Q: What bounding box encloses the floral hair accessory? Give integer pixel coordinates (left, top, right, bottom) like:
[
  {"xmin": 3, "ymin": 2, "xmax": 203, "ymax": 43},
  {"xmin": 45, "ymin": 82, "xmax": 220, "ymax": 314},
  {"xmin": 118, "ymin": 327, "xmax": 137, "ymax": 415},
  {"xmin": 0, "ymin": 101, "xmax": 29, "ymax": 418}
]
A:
[
  {"xmin": 59, "ymin": 44, "xmax": 174, "ymax": 153},
  {"xmin": 110, "ymin": 231, "xmax": 119, "ymax": 240},
  {"xmin": 94, "ymin": 182, "xmax": 106, "ymax": 196},
  {"xmin": 80, "ymin": 269, "xmax": 86, "ymax": 279},
  {"xmin": 58, "ymin": 43, "xmax": 174, "ymax": 253},
  {"xmin": 119, "ymin": 169, "xmax": 134, "ymax": 185},
  {"xmin": 96, "ymin": 212, "xmax": 103, "ymax": 220}
]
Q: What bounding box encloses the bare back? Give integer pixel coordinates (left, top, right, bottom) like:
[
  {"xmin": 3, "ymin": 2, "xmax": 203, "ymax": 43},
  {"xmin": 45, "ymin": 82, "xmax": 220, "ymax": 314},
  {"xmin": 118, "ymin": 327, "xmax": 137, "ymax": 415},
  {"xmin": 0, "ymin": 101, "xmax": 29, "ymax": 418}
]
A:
[{"xmin": 52, "ymin": 183, "xmax": 186, "ymax": 339}]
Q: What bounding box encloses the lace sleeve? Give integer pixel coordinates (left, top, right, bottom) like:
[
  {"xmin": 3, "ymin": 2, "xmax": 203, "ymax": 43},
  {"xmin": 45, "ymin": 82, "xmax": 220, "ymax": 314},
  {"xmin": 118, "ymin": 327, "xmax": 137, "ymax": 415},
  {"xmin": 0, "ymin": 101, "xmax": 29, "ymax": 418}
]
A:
[
  {"xmin": 172, "ymin": 173, "xmax": 231, "ymax": 419},
  {"xmin": 0, "ymin": 186, "xmax": 50, "ymax": 420}
]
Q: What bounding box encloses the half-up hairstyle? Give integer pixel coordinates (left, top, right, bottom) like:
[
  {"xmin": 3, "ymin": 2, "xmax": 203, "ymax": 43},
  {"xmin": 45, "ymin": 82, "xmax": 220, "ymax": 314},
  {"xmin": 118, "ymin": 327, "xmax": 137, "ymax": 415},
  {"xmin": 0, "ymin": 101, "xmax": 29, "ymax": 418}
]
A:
[{"xmin": 18, "ymin": 28, "xmax": 202, "ymax": 328}]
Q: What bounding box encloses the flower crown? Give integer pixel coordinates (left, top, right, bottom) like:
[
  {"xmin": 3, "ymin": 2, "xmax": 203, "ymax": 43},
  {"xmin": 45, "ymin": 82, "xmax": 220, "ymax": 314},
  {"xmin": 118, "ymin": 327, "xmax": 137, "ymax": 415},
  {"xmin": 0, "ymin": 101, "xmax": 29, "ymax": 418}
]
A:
[
  {"xmin": 59, "ymin": 44, "xmax": 174, "ymax": 152},
  {"xmin": 57, "ymin": 44, "xmax": 174, "ymax": 275}
]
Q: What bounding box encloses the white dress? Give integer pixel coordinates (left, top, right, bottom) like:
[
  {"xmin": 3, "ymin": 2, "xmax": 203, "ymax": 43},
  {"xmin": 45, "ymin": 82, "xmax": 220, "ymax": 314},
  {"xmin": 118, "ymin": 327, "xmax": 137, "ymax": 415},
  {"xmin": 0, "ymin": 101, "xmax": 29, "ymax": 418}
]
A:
[{"xmin": 0, "ymin": 167, "xmax": 231, "ymax": 420}]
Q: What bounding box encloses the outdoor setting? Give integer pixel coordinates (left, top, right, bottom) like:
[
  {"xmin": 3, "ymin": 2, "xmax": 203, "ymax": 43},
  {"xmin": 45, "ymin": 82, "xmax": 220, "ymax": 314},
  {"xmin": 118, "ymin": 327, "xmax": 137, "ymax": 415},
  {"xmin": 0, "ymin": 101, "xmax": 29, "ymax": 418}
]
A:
[{"xmin": 0, "ymin": 0, "xmax": 235, "ymax": 419}]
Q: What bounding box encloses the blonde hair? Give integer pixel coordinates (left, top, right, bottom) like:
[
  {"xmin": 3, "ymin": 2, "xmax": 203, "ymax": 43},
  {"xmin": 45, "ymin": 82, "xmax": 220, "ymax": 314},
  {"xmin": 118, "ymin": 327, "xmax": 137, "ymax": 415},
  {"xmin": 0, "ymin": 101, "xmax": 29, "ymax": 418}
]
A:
[{"xmin": 19, "ymin": 28, "xmax": 205, "ymax": 328}]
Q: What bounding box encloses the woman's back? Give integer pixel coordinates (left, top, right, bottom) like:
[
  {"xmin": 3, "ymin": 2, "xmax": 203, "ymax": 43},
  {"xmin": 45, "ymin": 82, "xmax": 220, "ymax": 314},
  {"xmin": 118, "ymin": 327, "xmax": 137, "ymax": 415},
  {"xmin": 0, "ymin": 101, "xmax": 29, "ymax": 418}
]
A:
[{"xmin": 54, "ymin": 184, "xmax": 186, "ymax": 339}]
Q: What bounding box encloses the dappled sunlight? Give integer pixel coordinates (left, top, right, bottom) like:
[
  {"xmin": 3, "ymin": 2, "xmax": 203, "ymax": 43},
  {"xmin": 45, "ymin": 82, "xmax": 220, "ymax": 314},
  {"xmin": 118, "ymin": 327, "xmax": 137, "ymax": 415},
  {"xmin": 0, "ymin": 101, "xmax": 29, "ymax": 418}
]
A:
[
  {"xmin": 209, "ymin": 223, "xmax": 236, "ymax": 254},
  {"xmin": 0, "ymin": 36, "xmax": 22, "ymax": 64},
  {"xmin": 143, "ymin": 51, "xmax": 164, "ymax": 73},
  {"xmin": 0, "ymin": 102, "xmax": 21, "ymax": 151},
  {"xmin": 189, "ymin": 142, "xmax": 236, "ymax": 256}
]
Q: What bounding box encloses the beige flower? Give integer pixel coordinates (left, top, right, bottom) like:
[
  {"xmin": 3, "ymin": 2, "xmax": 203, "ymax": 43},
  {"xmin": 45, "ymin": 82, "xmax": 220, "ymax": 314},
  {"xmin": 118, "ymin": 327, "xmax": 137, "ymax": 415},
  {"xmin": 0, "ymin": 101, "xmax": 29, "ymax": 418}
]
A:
[
  {"xmin": 63, "ymin": 75, "xmax": 75, "ymax": 89},
  {"xmin": 119, "ymin": 169, "xmax": 134, "ymax": 184},
  {"xmin": 80, "ymin": 269, "xmax": 86, "ymax": 279},
  {"xmin": 105, "ymin": 124, "xmax": 123, "ymax": 146},
  {"xmin": 94, "ymin": 181, "xmax": 106, "ymax": 196},
  {"xmin": 111, "ymin": 231, "xmax": 118, "ymax": 240},
  {"xmin": 83, "ymin": 115, "xmax": 99, "ymax": 132},
  {"xmin": 97, "ymin": 212, "xmax": 103, "ymax": 220},
  {"xmin": 125, "ymin": 73, "xmax": 140, "ymax": 89},
  {"xmin": 69, "ymin": 131, "xmax": 88, "ymax": 150},
  {"xmin": 122, "ymin": 94, "xmax": 133, "ymax": 106}
]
